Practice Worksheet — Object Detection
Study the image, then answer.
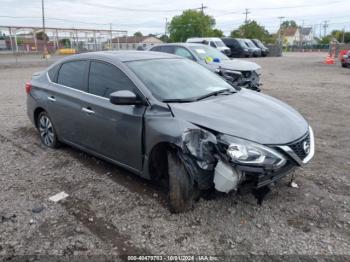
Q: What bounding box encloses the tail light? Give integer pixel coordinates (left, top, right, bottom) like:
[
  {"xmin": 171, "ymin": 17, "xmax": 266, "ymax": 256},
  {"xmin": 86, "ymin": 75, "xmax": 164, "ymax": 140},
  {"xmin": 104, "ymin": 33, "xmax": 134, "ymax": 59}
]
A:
[{"xmin": 25, "ymin": 82, "xmax": 32, "ymax": 94}]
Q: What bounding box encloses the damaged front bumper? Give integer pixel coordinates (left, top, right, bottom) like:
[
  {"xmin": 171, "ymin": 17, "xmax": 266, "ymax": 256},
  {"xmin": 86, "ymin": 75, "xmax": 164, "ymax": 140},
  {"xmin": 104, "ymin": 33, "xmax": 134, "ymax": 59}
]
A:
[{"xmin": 181, "ymin": 126, "xmax": 314, "ymax": 195}]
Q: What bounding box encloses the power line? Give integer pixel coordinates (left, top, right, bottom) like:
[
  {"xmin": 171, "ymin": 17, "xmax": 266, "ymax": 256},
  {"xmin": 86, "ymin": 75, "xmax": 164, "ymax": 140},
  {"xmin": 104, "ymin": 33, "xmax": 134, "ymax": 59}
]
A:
[
  {"xmin": 57, "ymin": 2, "xmax": 184, "ymax": 13},
  {"xmin": 211, "ymin": 1, "xmax": 347, "ymax": 17}
]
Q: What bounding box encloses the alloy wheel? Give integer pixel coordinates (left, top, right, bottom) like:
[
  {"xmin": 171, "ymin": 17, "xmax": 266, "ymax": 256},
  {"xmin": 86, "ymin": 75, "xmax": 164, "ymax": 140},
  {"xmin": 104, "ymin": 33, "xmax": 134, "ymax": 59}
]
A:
[{"xmin": 39, "ymin": 115, "xmax": 54, "ymax": 146}]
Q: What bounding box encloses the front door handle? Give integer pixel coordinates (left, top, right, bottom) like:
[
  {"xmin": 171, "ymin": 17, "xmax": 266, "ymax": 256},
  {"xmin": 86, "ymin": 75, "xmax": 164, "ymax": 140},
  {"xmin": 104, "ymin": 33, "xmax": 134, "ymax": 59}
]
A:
[
  {"xmin": 82, "ymin": 107, "xmax": 95, "ymax": 114},
  {"xmin": 48, "ymin": 96, "xmax": 56, "ymax": 102}
]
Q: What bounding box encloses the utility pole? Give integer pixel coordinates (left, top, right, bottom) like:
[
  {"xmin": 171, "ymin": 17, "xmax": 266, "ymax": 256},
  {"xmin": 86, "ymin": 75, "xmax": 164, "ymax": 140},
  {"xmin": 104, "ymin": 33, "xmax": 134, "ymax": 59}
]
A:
[
  {"xmin": 164, "ymin": 17, "xmax": 168, "ymax": 38},
  {"xmin": 342, "ymin": 27, "xmax": 345, "ymax": 43},
  {"xmin": 109, "ymin": 23, "xmax": 113, "ymax": 50},
  {"xmin": 193, "ymin": 4, "xmax": 208, "ymax": 14},
  {"xmin": 323, "ymin": 20, "xmax": 329, "ymax": 37},
  {"xmin": 243, "ymin": 9, "xmax": 250, "ymax": 24},
  {"xmin": 197, "ymin": 3, "xmax": 207, "ymax": 14},
  {"xmin": 278, "ymin": 16, "xmax": 285, "ymax": 45},
  {"xmin": 300, "ymin": 20, "xmax": 305, "ymax": 47},
  {"xmin": 41, "ymin": 0, "xmax": 47, "ymax": 58}
]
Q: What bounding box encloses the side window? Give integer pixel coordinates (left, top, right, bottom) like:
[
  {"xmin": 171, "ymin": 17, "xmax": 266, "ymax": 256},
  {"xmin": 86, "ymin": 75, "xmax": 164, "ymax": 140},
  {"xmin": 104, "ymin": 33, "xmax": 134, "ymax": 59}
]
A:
[
  {"xmin": 57, "ymin": 60, "xmax": 88, "ymax": 91},
  {"xmin": 48, "ymin": 64, "xmax": 60, "ymax": 82},
  {"xmin": 151, "ymin": 46, "xmax": 161, "ymax": 52},
  {"xmin": 88, "ymin": 61, "xmax": 135, "ymax": 98},
  {"xmin": 210, "ymin": 41, "xmax": 216, "ymax": 48},
  {"xmin": 174, "ymin": 47, "xmax": 195, "ymax": 60},
  {"xmin": 160, "ymin": 46, "xmax": 175, "ymax": 54}
]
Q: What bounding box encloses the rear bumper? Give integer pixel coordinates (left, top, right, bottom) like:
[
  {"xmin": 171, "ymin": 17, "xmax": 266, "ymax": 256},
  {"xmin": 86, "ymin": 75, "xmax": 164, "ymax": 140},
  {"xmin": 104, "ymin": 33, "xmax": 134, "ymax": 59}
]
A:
[{"xmin": 26, "ymin": 94, "xmax": 37, "ymax": 127}]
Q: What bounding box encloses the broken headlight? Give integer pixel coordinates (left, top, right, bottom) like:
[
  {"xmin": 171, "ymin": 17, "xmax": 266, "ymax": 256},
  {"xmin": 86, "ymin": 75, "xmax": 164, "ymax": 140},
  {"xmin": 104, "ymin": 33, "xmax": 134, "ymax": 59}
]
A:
[{"xmin": 222, "ymin": 136, "xmax": 286, "ymax": 169}]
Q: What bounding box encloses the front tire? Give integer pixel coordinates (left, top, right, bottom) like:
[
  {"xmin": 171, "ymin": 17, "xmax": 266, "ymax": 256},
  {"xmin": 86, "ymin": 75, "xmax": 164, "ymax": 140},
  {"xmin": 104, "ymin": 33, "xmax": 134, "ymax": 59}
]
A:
[
  {"xmin": 37, "ymin": 111, "xmax": 60, "ymax": 148},
  {"xmin": 167, "ymin": 150, "xmax": 194, "ymax": 213}
]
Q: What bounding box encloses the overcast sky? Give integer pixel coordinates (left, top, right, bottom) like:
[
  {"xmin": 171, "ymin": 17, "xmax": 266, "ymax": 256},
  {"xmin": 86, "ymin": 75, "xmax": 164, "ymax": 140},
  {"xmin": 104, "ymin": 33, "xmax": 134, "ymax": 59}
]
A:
[{"xmin": 0, "ymin": 0, "xmax": 349, "ymax": 36}]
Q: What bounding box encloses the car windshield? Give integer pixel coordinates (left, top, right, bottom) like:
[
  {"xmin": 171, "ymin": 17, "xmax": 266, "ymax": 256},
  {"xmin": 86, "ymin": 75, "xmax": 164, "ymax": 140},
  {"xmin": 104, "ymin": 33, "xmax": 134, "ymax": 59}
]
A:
[
  {"xmin": 254, "ymin": 39, "xmax": 265, "ymax": 48},
  {"xmin": 237, "ymin": 39, "xmax": 248, "ymax": 48},
  {"xmin": 215, "ymin": 41, "xmax": 225, "ymax": 47},
  {"xmin": 189, "ymin": 45, "xmax": 229, "ymax": 61},
  {"xmin": 127, "ymin": 58, "xmax": 234, "ymax": 102},
  {"xmin": 245, "ymin": 40, "xmax": 256, "ymax": 48}
]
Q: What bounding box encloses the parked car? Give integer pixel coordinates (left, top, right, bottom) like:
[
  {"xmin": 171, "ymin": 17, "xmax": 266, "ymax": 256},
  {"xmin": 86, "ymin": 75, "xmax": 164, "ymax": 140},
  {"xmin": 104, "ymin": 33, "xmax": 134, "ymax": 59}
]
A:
[
  {"xmin": 27, "ymin": 51, "xmax": 314, "ymax": 213},
  {"xmin": 221, "ymin": 37, "xmax": 251, "ymax": 58},
  {"xmin": 251, "ymin": 39, "xmax": 269, "ymax": 57},
  {"xmin": 243, "ymin": 39, "xmax": 262, "ymax": 57},
  {"xmin": 341, "ymin": 51, "xmax": 350, "ymax": 68},
  {"xmin": 186, "ymin": 37, "xmax": 231, "ymax": 56},
  {"xmin": 150, "ymin": 43, "xmax": 262, "ymax": 91}
]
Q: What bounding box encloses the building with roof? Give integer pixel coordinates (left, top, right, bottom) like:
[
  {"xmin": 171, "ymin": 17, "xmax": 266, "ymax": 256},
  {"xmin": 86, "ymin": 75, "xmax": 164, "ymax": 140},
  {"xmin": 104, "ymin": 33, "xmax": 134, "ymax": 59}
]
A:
[
  {"xmin": 299, "ymin": 27, "xmax": 314, "ymax": 45},
  {"xmin": 282, "ymin": 27, "xmax": 300, "ymax": 45},
  {"xmin": 282, "ymin": 27, "xmax": 315, "ymax": 46},
  {"xmin": 110, "ymin": 36, "xmax": 163, "ymax": 50}
]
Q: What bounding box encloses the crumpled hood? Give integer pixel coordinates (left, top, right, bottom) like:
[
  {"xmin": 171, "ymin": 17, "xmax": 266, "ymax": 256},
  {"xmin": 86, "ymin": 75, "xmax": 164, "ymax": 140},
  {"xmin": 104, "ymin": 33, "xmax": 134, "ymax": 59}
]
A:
[
  {"xmin": 207, "ymin": 59, "xmax": 261, "ymax": 72},
  {"xmin": 170, "ymin": 90, "xmax": 309, "ymax": 145}
]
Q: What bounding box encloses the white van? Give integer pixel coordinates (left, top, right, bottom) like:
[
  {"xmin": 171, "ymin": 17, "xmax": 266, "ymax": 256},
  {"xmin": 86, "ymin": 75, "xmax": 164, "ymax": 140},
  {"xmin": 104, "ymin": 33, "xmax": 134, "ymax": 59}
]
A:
[{"xmin": 186, "ymin": 37, "xmax": 231, "ymax": 56}]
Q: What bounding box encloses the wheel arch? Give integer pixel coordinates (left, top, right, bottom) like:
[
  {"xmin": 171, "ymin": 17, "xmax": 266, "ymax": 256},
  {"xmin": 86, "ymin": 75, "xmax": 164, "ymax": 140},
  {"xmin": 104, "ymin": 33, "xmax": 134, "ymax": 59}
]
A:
[
  {"xmin": 147, "ymin": 141, "xmax": 182, "ymax": 182},
  {"xmin": 33, "ymin": 107, "xmax": 46, "ymax": 128}
]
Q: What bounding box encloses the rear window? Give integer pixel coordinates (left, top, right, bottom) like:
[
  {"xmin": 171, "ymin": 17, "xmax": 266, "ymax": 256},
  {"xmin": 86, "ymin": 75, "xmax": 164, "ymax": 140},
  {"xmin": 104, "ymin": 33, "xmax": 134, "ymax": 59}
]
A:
[
  {"xmin": 160, "ymin": 46, "xmax": 175, "ymax": 54},
  {"xmin": 57, "ymin": 60, "xmax": 88, "ymax": 91},
  {"xmin": 150, "ymin": 46, "xmax": 161, "ymax": 52}
]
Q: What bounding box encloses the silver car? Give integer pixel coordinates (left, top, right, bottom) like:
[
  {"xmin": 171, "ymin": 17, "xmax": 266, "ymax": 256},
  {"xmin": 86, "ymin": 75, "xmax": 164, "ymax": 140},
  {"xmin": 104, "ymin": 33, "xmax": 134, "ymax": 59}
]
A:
[
  {"xmin": 150, "ymin": 43, "xmax": 262, "ymax": 91},
  {"xmin": 26, "ymin": 51, "xmax": 314, "ymax": 213}
]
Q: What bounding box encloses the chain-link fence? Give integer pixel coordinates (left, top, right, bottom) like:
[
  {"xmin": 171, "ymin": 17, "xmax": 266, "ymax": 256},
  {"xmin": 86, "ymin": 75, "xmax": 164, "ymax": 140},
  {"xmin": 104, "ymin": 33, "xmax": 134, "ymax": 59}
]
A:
[{"xmin": 0, "ymin": 25, "xmax": 128, "ymax": 55}]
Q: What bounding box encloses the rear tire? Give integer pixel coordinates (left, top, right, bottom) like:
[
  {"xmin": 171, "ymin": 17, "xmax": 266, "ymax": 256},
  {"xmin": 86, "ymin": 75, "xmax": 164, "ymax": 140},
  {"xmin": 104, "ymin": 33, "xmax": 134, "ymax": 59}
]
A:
[
  {"xmin": 167, "ymin": 150, "xmax": 194, "ymax": 213},
  {"xmin": 37, "ymin": 111, "xmax": 60, "ymax": 148}
]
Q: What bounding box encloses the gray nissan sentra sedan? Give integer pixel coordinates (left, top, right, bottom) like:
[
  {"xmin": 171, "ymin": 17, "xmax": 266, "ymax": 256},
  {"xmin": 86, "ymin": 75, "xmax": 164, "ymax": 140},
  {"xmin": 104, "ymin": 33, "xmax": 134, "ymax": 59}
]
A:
[{"xmin": 26, "ymin": 51, "xmax": 314, "ymax": 213}]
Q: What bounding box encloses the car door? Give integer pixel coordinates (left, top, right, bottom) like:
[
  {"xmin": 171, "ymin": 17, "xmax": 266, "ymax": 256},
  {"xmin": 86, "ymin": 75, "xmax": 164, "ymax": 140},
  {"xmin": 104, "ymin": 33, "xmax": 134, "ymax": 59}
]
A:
[
  {"xmin": 46, "ymin": 60, "xmax": 90, "ymax": 144},
  {"xmin": 81, "ymin": 60, "xmax": 145, "ymax": 171}
]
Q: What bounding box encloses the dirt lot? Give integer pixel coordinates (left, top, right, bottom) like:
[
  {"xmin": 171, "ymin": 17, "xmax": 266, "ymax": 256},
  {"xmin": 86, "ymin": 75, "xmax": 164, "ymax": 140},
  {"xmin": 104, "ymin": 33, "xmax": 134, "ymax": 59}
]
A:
[{"xmin": 0, "ymin": 53, "xmax": 349, "ymax": 260}]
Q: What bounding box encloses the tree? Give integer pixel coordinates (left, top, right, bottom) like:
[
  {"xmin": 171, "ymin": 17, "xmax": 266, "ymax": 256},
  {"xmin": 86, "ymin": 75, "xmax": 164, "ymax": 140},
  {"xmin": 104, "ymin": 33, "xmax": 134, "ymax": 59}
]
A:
[
  {"xmin": 59, "ymin": 38, "xmax": 71, "ymax": 48},
  {"xmin": 133, "ymin": 31, "xmax": 143, "ymax": 37},
  {"xmin": 168, "ymin": 10, "xmax": 216, "ymax": 42},
  {"xmin": 159, "ymin": 34, "xmax": 169, "ymax": 43},
  {"xmin": 210, "ymin": 28, "xmax": 224, "ymax": 37},
  {"xmin": 331, "ymin": 30, "xmax": 350, "ymax": 43},
  {"xmin": 281, "ymin": 20, "xmax": 298, "ymax": 28},
  {"xmin": 230, "ymin": 21, "xmax": 269, "ymax": 41},
  {"xmin": 320, "ymin": 35, "xmax": 332, "ymax": 44},
  {"xmin": 35, "ymin": 31, "xmax": 49, "ymax": 41}
]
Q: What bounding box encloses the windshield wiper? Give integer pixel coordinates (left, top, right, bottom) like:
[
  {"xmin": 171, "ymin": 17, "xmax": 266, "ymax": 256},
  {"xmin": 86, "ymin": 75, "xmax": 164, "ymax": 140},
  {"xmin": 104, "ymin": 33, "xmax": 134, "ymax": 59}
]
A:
[
  {"xmin": 194, "ymin": 89, "xmax": 235, "ymax": 101},
  {"xmin": 162, "ymin": 89, "xmax": 235, "ymax": 103},
  {"xmin": 162, "ymin": 98, "xmax": 195, "ymax": 103}
]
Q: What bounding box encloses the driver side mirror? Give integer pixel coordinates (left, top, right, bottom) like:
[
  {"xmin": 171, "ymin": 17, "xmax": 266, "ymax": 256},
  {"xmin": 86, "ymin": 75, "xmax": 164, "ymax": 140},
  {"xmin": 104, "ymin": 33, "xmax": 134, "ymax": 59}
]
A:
[{"xmin": 110, "ymin": 90, "xmax": 146, "ymax": 106}]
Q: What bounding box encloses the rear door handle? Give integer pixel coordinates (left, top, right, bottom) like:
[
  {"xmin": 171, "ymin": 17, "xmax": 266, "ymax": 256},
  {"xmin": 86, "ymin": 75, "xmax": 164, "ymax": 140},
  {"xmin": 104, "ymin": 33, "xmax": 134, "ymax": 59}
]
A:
[
  {"xmin": 48, "ymin": 96, "xmax": 56, "ymax": 102},
  {"xmin": 82, "ymin": 107, "xmax": 95, "ymax": 114}
]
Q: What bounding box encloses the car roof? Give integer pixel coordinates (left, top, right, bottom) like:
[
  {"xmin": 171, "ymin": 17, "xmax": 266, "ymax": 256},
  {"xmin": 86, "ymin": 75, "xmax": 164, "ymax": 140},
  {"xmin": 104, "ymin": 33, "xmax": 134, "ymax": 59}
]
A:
[
  {"xmin": 58, "ymin": 50, "xmax": 180, "ymax": 63},
  {"xmin": 187, "ymin": 37, "xmax": 222, "ymax": 41},
  {"xmin": 151, "ymin": 43, "xmax": 207, "ymax": 48}
]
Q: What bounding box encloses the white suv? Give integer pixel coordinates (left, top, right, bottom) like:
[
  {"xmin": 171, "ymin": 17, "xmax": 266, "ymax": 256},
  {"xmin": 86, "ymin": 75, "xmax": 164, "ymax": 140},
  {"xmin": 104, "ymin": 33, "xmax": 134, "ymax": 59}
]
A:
[{"xmin": 186, "ymin": 37, "xmax": 231, "ymax": 56}]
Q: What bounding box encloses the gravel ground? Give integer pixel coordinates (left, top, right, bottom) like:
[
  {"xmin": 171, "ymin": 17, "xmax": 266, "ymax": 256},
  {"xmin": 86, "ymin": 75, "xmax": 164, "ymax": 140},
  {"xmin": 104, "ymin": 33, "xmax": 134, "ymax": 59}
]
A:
[{"xmin": 0, "ymin": 53, "xmax": 349, "ymax": 260}]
